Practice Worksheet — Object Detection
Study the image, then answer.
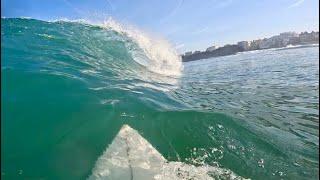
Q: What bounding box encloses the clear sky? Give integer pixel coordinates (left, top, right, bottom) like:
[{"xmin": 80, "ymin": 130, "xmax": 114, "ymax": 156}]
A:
[{"xmin": 2, "ymin": 0, "xmax": 319, "ymax": 53}]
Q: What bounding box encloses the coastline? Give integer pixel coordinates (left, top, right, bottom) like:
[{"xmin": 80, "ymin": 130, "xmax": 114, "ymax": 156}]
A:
[
  {"xmin": 181, "ymin": 31, "xmax": 319, "ymax": 62},
  {"xmin": 182, "ymin": 43, "xmax": 319, "ymax": 62}
]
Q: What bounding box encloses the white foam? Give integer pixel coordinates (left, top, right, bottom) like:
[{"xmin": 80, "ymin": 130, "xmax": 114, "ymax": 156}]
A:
[{"xmin": 102, "ymin": 17, "xmax": 183, "ymax": 77}]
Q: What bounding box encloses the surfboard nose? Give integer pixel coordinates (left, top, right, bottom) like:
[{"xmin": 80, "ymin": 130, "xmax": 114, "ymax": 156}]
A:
[
  {"xmin": 88, "ymin": 124, "xmax": 166, "ymax": 180},
  {"xmin": 119, "ymin": 124, "xmax": 133, "ymax": 133}
]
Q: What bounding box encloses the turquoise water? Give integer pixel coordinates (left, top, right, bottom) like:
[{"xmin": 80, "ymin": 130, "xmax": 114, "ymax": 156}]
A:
[{"xmin": 1, "ymin": 18, "xmax": 319, "ymax": 179}]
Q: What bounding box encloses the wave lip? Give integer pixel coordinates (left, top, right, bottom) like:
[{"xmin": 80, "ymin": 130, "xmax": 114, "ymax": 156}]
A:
[{"xmin": 102, "ymin": 17, "xmax": 183, "ymax": 77}]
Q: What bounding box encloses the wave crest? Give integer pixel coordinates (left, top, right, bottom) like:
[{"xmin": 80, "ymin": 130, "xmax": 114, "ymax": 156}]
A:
[{"xmin": 102, "ymin": 17, "xmax": 183, "ymax": 76}]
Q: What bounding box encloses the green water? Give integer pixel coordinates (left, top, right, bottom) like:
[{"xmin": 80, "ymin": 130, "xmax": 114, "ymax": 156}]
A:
[{"xmin": 1, "ymin": 18, "xmax": 319, "ymax": 179}]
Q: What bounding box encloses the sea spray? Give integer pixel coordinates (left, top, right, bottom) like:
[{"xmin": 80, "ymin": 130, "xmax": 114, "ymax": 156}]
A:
[{"xmin": 102, "ymin": 17, "xmax": 183, "ymax": 77}]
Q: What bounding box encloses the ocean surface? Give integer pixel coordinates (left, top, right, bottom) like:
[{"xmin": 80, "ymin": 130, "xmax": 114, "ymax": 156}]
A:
[{"xmin": 1, "ymin": 18, "xmax": 319, "ymax": 179}]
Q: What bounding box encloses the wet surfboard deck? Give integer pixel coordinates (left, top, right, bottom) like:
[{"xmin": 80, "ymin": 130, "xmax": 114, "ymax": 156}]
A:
[
  {"xmin": 88, "ymin": 124, "xmax": 249, "ymax": 180},
  {"xmin": 88, "ymin": 124, "xmax": 167, "ymax": 179}
]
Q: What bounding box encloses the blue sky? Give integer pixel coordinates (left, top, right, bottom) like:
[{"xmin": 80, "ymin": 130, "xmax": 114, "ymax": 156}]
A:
[{"xmin": 2, "ymin": 0, "xmax": 319, "ymax": 52}]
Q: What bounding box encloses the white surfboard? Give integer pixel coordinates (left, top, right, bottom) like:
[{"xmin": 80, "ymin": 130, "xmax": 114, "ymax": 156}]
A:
[{"xmin": 88, "ymin": 124, "xmax": 249, "ymax": 180}]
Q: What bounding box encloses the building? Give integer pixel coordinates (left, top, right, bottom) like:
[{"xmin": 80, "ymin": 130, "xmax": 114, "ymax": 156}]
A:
[
  {"xmin": 237, "ymin": 41, "xmax": 251, "ymax": 51},
  {"xmin": 311, "ymin": 31, "xmax": 319, "ymax": 39},
  {"xmin": 184, "ymin": 51, "xmax": 193, "ymax": 56},
  {"xmin": 279, "ymin": 32, "xmax": 299, "ymax": 38},
  {"xmin": 279, "ymin": 32, "xmax": 299, "ymax": 45},
  {"xmin": 249, "ymin": 39, "xmax": 263, "ymax": 50},
  {"xmin": 258, "ymin": 38, "xmax": 270, "ymax": 49},
  {"xmin": 259, "ymin": 36, "xmax": 286, "ymax": 49},
  {"xmin": 206, "ymin": 45, "xmax": 217, "ymax": 52},
  {"xmin": 299, "ymin": 31, "xmax": 319, "ymax": 43},
  {"xmin": 288, "ymin": 37, "xmax": 300, "ymax": 45}
]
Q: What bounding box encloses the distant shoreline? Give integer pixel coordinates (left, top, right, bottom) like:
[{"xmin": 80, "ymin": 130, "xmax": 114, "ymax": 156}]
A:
[{"xmin": 181, "ymin": 31, "xmax": 319, "ymax": 62}]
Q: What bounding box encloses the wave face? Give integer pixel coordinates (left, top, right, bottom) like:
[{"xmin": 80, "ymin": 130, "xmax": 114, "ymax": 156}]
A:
[{"xmin": 1, "ymin": 18, "xmax": 319, "ymax": 180}]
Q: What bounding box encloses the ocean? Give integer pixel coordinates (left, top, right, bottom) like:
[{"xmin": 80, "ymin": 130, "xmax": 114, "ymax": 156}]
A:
[{"xmin": 1, "ymin": 18, "xmax": 319, "ymax": 179}]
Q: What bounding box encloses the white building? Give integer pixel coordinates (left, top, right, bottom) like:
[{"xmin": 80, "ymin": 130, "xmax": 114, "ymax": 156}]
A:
[{"xmin": 280, "ymin": 32, "xmax": 299, "ymax": 38}]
